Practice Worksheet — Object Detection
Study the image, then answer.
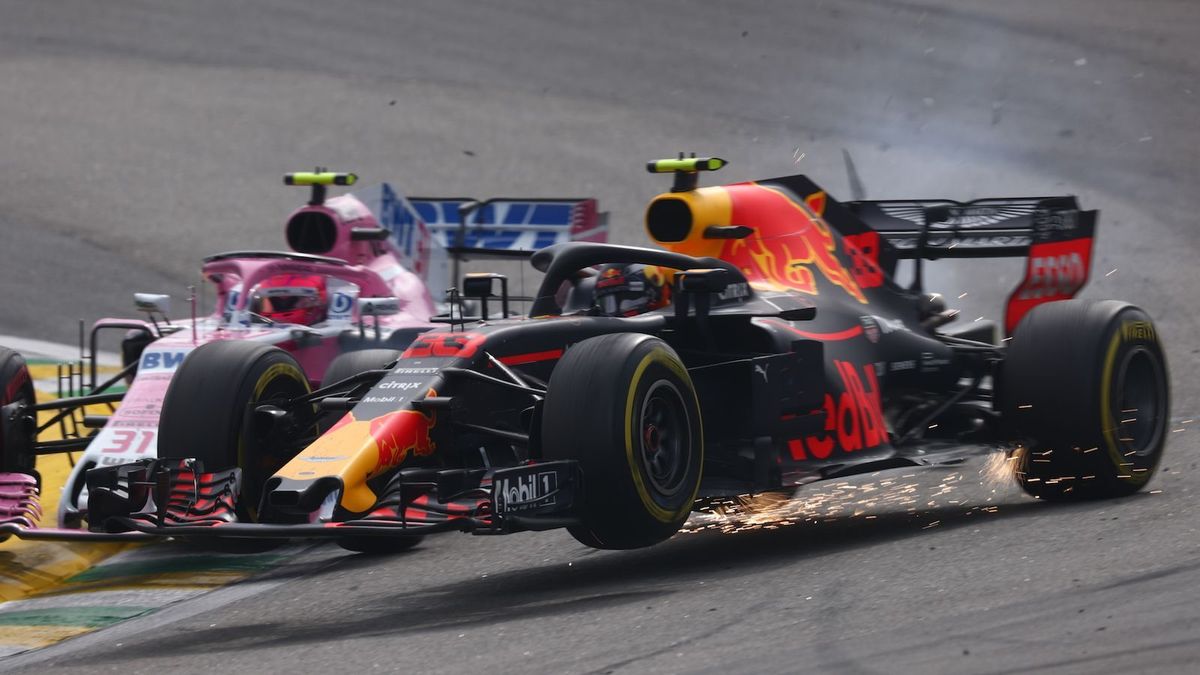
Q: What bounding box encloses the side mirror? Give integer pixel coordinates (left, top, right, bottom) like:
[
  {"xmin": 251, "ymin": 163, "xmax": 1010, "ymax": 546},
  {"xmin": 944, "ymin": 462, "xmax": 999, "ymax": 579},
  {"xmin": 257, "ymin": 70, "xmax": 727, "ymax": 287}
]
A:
[
  {"xmin": 357, "ymin": 296, "xmax": 401, "ymax": 317},
  {"xmin": 671, "ymin": 268, "xmax": 732, "ymax": 325},
  {"xmin": 462, "ymin": 273, "xmax": 509, "ymax": 320},
  {"xmin": 675, "ymin": 268, "xmax": 731, "ymax": 294},
  {"xmin": 462, "ymin": 273, "xmax": 504, "ymax": 298},
  {"xmin": 134, "ymin": 293, "xmax": 171, "ymax": 315}
]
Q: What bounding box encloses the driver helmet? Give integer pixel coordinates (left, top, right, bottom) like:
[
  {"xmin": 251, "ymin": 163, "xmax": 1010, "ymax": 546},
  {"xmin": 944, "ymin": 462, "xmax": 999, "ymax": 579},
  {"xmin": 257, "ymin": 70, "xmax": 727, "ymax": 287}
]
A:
[
  {"xmin": 249, "ymin": 274, "xmax": 328, "ymax": 325},
  {"xmin": 593, "ymin": 263, "xmax": 670, "ymax": 317}
]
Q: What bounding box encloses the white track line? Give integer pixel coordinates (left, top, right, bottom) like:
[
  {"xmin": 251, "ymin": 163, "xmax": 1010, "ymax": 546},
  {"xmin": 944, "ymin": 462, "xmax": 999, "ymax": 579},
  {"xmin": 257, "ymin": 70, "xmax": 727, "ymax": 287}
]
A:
[{"xmin": 0, "ymin": 335, "xmax": 120, "ymax": 366}]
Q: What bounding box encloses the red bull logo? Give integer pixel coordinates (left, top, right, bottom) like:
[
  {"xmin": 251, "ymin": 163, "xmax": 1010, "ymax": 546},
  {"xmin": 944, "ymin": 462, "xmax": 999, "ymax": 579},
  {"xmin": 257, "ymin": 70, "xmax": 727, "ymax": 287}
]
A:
[
  {"xmin": 369, "ymin": 409, "xmax": 437, "ymax": 471},
  {"xmin": 786, "ymin": 360, "xmax": 886, "ymax": 460},
  {"xmin": 723, "ymin": 184, "xmax": 867, "ymax": 304},
  {"xmin": 281, "ymin": 406, "xmax": 438, "ymax": 483},
  {"xmin": 596, "ymin": 266, "xmax": 625, "ymax": 289}
]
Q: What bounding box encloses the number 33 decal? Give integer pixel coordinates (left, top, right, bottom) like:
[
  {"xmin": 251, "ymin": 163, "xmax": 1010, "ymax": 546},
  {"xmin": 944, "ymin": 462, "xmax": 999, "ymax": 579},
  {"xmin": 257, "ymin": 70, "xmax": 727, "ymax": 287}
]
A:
[{"xmin": 402, "ymin": 332, "xmax": 486, "ymax": 359}]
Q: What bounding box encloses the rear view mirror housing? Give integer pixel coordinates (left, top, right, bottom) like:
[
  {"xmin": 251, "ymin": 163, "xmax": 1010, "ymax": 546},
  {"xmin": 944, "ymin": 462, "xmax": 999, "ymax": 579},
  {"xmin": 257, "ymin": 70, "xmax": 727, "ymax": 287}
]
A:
[
  {"xmin": 674, "ymin": 268, "xmax": 731, "ymax": 294},
  {"xmin": 357, "ymin": 296, "xmax": 401, "ymax": 317},
  {"xmin": 462, "ymin": 273, "xmax": 510, "ymax": 320},
  {"xmin": 133, "ymin": 293, "xmax": 171, "ymax": 315}
]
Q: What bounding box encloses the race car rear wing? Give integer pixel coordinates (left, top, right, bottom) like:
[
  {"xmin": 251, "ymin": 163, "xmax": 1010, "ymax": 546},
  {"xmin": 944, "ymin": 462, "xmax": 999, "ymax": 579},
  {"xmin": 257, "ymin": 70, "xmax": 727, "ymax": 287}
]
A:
[
  {"xmin": 352, "ymin": 184, "xmax": 608, "ymax": 303},
  {"xmin": 843, "ymin": 197, "xmax": 1096, "ymax": 261},
  {"xmin": 407, "ymin": 196, "xmax": 608, "ymax": 258},
  {"xmin": 839, "ymin": 196, "xmax": 1098, "ymax": 334}
]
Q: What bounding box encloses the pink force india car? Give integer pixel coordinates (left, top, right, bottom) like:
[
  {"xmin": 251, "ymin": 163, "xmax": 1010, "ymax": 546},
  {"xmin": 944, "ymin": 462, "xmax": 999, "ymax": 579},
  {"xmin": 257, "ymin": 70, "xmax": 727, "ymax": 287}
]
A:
[{"xmin": 0, "ymin": 172, "xmax": 606, "ymax": 540}]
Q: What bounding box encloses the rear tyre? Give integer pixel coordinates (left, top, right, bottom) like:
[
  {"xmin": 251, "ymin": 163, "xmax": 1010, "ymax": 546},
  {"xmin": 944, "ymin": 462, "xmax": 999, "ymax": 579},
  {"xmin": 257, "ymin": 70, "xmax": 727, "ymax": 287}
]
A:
[
  {"xmin": 543, "ymin": 333, "xmax": 703, "ymax": 549},
  {"xmin": 158, "ymin": 342, "xmax": 312, "ymax": 521},
  {"xmin": 0, "ymin": 347, "xmax": 38, "ymax": 482},
  {"xmin": 1000, "ymin": 300, "xmax": 1169, "ymax": 500}
]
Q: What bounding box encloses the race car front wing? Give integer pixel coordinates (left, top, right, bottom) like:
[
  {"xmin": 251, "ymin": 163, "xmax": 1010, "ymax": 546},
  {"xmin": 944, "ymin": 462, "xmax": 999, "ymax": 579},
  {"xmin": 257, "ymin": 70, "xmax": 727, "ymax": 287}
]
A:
[
  {"xmin": 77, "ymin": 458, "xmax": 582, "ymax": 541},
  {"xmin": 0, "ymin": 471, "xmax": 150, "ymax": 541}
]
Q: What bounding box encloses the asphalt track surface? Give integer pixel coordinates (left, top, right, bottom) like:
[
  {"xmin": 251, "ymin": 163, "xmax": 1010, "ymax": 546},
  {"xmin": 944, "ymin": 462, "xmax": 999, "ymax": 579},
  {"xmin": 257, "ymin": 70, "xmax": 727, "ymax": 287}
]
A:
[{"xmin": 2, "ymin": 1, "xmax": 1199, "ymax": 672}]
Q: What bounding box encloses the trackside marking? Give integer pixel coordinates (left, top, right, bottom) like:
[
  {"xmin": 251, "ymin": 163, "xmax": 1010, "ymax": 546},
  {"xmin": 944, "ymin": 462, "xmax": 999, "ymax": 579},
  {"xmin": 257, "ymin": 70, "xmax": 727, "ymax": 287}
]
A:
[
  {"xmin": 0, "ymin": 335, "xmax": 119, "ymax": 367},
  {"xmin": 0, "ymin": 544, "xmax": 328, "ymax": 669},
  {"xmin": 0, "ymin": 605, "xmax": 152, "ymax": 628},
  {"xmin": 0, "ymin": 548, "xmax": 294, "ymax": 659}
]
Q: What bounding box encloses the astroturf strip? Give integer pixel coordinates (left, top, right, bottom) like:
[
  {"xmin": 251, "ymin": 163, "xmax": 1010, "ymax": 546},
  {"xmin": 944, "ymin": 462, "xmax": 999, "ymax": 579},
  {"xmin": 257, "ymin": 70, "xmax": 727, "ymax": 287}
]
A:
[
  {"xmin": 66, "ymin": 553, "xmax": 285, "ymax": 583},
  {"xmin": 0, "ymin": 606, "xmax": 151, "ymax": 628}
]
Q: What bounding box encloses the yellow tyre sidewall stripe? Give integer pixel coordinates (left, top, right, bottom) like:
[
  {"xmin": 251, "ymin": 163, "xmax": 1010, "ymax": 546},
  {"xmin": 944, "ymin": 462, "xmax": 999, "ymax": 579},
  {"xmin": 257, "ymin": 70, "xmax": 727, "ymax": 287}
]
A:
[
  {"xmin": 622, "ymin": 348, "xmax": 703, "ymax": 524},
  {"xmin": 235, "ymin": 361, "xmax": 309, "ymax": 519},
  {"xmin": 1099, "ymin": 321, "xmax": 1156, "ymax": 486}
]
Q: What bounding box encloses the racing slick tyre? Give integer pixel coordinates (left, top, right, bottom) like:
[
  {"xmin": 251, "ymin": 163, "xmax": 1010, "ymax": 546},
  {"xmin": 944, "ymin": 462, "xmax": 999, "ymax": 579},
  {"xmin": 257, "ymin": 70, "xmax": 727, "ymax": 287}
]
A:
[
  {"xmin": 318, "ymin": 349, "xmax": 400, "ymax": 433},
  {"xmin": 0, "ymin": 346, "xmax": 38, "ymax": 484},
  {"xmin": 543, "ymin": 333, "xmax": 703, "ymax": 549},
  {"xmin": 1000, "ymin": 300, "xmax": 1169, "ymax": 501},
  {"xmin": 159, "ymin": 342, "xmax": 314, "ymax": 523}
]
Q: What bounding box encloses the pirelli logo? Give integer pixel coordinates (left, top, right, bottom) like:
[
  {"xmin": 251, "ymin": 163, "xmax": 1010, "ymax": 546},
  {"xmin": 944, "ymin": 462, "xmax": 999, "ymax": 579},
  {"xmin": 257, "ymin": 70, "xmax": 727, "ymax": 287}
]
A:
[{"xmin": 1122, "ymin": 321, "xmax": 1156, "ymax": 343}]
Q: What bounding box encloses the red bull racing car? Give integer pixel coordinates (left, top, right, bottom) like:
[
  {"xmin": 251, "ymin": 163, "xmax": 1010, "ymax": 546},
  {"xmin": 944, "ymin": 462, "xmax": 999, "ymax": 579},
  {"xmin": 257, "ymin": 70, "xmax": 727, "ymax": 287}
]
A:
[{"xmin": 1, "ymin": 157, "xmax": 1169, "ymax": 552}]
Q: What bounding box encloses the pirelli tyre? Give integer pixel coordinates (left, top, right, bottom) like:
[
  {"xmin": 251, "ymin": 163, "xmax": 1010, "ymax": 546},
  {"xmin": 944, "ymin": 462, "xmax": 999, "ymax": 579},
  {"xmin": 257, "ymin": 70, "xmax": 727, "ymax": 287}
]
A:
[
  {"xmin": 320, "ymin": 349, "xmax": 421, "ymax": 555},
  {"xmin": 543, "ymin": 333, "xmax": 703, "ymax": 549},
  {"xmin": 0, "ymin": 346, "xmax": 38, "ymax": 482},
  {"xmin": 1000, "ymin": 299, "xmax": 1169, "ymax": 500},
  {"xmin": 158, "ymin": 342, "xmax": 314, "ymax": 522}
]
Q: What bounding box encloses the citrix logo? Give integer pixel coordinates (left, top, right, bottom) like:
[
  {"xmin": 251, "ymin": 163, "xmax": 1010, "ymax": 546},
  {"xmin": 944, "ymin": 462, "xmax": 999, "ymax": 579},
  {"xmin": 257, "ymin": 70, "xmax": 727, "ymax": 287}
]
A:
[{"xmin": 377, "ymin": 380, "xmax": 422, "ymax": 391}]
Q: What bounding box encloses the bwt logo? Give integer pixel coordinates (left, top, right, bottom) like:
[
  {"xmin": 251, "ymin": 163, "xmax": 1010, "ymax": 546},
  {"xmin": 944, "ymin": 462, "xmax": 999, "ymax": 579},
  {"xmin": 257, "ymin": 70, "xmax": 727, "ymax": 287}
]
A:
[{"xmin": 140, "ymin": 351, "xmax": 187, "ymax": 371}]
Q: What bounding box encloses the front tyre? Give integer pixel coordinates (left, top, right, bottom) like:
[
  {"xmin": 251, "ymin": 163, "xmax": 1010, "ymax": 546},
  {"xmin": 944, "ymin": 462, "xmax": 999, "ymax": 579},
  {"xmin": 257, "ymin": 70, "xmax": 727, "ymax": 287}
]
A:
[
  {"xmin": 158, "ymin": 342, "xmax": 313, "ymax": 521},
  {"xmin": 1000, "ymin": 300, "xmax": 1169, "ymax": 500},
  {"xmin": 543, "ymin": 334, "xmax": 703, "ymax": 549},
  {"xmin": 1, "ymin": 347, "xmax": 38, "ymax": 542},
  {"xmin": 0, "ymin": 346, "xmax": 37, "ymax": 481}
]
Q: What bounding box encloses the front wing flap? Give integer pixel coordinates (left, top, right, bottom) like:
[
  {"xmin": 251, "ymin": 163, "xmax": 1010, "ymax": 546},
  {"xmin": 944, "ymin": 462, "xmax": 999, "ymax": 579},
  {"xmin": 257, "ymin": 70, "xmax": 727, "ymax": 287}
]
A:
[
  {"xmin": 0, "ymin": 471, "xmax": 150, "ymax": 541},
  {"xmin": 85, "ymin": 459, "xmax": 581, "ymax": 541}
]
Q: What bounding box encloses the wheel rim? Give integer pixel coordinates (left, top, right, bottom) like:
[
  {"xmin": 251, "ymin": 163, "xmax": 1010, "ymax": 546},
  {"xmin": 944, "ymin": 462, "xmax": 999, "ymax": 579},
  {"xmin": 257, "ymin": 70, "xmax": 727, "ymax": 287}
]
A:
[
  {"xmin": 243, "ymin": 374, "xmax": 312, "ymax": 512},
  {"xmin": 1113, "ymin": 346, "xmax": 1166, "ymax": 458},
  {"xmin": 0, "ymin": 367, "xmax": 35, "ymax": 472},
  {"xmin": 638, "ymin": 380, "xmax": 691, "ymax": 497}
]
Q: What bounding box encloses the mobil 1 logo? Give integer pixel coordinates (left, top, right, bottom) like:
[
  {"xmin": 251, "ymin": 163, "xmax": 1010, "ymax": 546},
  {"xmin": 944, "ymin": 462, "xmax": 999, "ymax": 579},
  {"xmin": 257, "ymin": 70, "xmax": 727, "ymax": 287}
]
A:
[{"xmin": 494, "ymin": 468, "xmax": 558, "ymax": 514}]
